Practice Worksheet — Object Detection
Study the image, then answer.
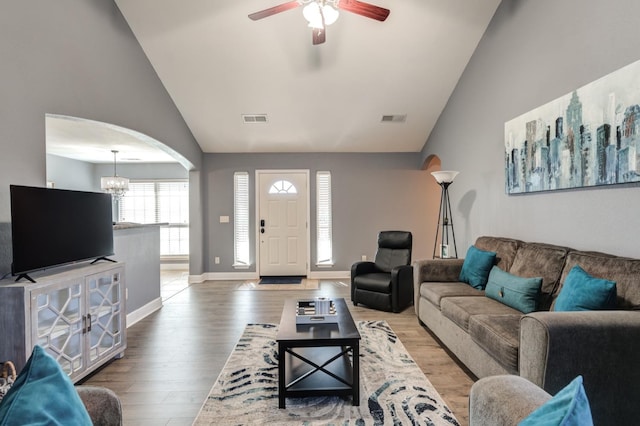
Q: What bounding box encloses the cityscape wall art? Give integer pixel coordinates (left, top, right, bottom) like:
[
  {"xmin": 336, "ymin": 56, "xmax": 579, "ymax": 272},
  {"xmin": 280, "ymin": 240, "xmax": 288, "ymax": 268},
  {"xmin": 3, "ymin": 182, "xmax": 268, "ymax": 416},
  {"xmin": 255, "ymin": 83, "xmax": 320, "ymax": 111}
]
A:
[{"xmin": 505, "ymin": 59, "xmax": 640, "ymax": 194}]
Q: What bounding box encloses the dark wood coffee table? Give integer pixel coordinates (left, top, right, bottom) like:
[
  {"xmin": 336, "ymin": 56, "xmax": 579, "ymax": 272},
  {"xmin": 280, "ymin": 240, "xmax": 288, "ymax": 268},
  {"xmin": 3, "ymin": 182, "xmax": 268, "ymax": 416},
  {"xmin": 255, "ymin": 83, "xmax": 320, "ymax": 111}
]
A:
[{"xmin": 277, "ymin": 297, "xmax": 361, "ymax": 408}]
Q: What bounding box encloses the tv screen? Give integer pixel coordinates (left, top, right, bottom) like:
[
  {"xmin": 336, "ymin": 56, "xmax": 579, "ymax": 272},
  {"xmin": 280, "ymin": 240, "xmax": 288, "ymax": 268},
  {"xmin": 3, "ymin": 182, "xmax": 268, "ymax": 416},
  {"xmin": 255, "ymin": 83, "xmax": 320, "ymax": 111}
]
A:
[{"xmin": 10, "ymin": 185, "xmax": 114, "ymax": 278}]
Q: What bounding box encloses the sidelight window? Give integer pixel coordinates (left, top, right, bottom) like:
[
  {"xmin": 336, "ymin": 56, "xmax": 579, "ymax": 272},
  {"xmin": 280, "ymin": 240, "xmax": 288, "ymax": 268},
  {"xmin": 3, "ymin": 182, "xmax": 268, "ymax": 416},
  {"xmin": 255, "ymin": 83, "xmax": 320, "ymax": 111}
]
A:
[
  {"xmin": 316, "ymin": 171, "xmax": 333, "ymax": 266},
  {"xmin": 234, "ymin": 172, "xmax": 250, "ymax": 268}
]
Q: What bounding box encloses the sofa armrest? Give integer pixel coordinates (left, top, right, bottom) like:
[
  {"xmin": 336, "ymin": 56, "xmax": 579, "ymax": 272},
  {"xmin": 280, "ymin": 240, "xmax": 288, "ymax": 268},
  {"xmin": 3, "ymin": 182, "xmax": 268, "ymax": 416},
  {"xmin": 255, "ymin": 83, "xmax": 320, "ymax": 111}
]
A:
[
  {"xmin": 412, "ymin": 259, "xmax": 464, "ymax": 312},
  {"xmin": 469, "ymin": 375, "xmax": 551, "ymax": 426},
  {"xmin": 76, "ymin": 385, "xmax": 123, "ymax": 426},
  {"xmin": 351, "ymin": 260, "xmax": 377, "ymax": 277},
  {"xmin": 520, "ymin": 310, "xmax": 640, "ymax": 425}
]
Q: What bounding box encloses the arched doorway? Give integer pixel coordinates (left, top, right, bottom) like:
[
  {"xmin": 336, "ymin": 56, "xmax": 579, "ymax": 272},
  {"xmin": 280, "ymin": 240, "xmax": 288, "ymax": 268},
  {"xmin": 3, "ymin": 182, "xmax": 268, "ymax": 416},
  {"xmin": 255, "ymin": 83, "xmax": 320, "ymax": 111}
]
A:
[{"xmin": 45, "ymin": 114, "xmax": 194, "ymax": 304}]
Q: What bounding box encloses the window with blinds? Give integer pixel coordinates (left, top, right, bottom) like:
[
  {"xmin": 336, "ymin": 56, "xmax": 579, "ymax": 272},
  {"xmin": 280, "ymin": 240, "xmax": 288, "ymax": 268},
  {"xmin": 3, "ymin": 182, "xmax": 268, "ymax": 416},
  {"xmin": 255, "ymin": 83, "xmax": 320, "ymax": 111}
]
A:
[
  {"xmin": 119, "ymin": 180, "xmax": 189, "ymax": 257},
  {"xmin": 234, "ymin": 172, "xmax": 250, "ymax": 268},
  {"xmin": 316, "ymin": 171, "xmax": 333, "ymax": 265}
]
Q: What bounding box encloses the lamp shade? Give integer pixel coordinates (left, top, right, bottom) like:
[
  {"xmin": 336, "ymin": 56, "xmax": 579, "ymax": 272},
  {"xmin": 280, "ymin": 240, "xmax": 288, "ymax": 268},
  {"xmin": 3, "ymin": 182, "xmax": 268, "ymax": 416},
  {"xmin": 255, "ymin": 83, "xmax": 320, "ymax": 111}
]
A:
[{"xmin": 431, "ymin": 171, "xmax": 459, "ymax": 184}]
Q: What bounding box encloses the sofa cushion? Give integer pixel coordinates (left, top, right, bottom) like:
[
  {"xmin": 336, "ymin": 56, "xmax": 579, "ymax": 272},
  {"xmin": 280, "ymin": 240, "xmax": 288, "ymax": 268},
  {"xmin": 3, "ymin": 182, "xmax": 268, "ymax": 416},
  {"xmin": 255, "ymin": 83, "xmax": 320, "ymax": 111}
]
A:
[
  {"xmin": 509, "ymin": 242, "xmax": 570, "ymax": 310},
  {"xmin": 459, "ymin": 246, "xmax": 497, "ymax": 289},
  {"xmin": 441, "ymin": 296, "xmax": 521, "ymax": 332},
  {"xmin": 554, "ymin": 265, "xmax": 617, "ymax": 311},
  {"xmin": 559, "ymin": 251, "xmax": 640, "ymax": 310},
  {"xmin": 519, "ymin": 375, "xmax": 593, "ymax": 426},
  {"xmin": 469, "ymin": 314, "xmax": 522, "ymax": 373},
  {"xmin": 419, "ymin": 281, "xmax": 484, "ymax": 308},
  {"xmin": 475, "ymin": 236, "xmax": 521, "ymax": 272},
  {"xmin": 0, "ymin": 345, "xmax": 92, "ymax": 425},
  {"xmin": 485, "ymin": 266, "xmax": 542, "ymax": 314}
]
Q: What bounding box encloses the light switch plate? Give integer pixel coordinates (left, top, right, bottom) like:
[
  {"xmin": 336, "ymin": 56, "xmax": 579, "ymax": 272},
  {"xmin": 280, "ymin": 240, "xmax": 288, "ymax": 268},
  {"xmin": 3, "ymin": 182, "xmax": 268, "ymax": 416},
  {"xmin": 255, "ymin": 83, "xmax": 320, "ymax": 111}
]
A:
[{"xmin": 220, "ymin": 215, "xmax": 230, "ymax": 223}]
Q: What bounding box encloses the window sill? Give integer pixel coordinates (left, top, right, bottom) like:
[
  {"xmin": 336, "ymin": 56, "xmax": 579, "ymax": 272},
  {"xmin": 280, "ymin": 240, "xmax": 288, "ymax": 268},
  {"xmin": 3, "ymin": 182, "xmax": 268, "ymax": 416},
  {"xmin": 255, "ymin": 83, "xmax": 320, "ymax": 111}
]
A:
[
  {"xmin": 315, "ymin": 262, "xmax": 334, "ymax": 268},
  {"xmin": 233, "ymin": 264, "xmax": 250, "ymax": 270}
]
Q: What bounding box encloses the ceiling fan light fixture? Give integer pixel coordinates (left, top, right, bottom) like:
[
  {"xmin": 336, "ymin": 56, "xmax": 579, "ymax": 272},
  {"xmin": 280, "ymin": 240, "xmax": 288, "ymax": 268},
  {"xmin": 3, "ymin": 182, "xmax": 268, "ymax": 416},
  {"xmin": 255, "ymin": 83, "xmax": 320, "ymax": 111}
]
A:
[
  {"xmin": 322, "ymin": 4, "xmax": 339, "ymax": 25},
  {"xmin": 248, "ymin": 0, "xmax": 389, "ymax": 45},
  {"xmin": 303, "ymin": 2, "xmax": 339, "ymax": 29}
]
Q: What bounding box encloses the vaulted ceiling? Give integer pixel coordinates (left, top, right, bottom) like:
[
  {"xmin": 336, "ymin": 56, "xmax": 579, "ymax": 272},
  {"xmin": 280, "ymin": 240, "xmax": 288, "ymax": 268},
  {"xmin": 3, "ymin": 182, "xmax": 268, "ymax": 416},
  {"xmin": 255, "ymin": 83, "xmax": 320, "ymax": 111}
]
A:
[{"xmin": 111, "ymin": 0, "xmax": 501, "ymax": 155}]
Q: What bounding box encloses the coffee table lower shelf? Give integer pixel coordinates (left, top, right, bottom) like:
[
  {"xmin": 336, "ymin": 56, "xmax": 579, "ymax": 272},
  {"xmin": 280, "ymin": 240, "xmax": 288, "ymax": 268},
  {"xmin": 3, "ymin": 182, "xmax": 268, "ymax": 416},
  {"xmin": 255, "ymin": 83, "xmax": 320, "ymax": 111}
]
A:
[{"xmin": 278, "ymin": 343, "xmax": 360, "ymax": 408}]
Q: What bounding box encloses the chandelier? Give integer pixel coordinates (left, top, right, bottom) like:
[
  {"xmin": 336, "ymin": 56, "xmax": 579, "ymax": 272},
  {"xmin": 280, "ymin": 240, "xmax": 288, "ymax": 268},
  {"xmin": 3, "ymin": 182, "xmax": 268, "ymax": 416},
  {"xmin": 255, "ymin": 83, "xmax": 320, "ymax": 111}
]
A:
[
  {"xmin": 101, "ymin": 150, "xmax": 129, "ymax": 199},
  {"xmin": 302, "ymin": 0, "xmax": 339, "ymax": 29}
]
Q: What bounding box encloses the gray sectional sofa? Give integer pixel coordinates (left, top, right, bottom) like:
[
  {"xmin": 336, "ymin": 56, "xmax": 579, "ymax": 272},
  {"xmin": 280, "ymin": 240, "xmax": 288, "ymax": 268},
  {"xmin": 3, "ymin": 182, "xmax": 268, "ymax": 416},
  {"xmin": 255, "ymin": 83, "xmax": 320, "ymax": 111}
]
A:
[{"xmin": 413, "ymin": 236, "xmax": 640, "ymax": 426}]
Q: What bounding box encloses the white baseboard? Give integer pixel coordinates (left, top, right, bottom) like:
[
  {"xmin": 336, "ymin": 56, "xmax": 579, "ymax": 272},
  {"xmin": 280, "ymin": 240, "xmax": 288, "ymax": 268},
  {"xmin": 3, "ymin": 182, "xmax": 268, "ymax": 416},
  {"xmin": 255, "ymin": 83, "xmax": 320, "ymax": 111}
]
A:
[
  {"xmin": 188, "ymin": 274, "xmax": 207, "ymax": 283},
  {"xmin": 126, "ymin": 297, "xmax": 163, "ymax": 327},
  {"xmin": 188, "ymin": 270, "xmax": 349, "ymax": 283}
]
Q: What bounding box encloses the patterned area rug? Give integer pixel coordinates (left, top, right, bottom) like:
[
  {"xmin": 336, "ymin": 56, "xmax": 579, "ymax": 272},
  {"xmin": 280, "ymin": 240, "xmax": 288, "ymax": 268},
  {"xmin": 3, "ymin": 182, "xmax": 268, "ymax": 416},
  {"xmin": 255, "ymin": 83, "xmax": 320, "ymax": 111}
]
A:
[{"xmin": 194, "ymin": 320, "xmax": 460, "ymax": 425}]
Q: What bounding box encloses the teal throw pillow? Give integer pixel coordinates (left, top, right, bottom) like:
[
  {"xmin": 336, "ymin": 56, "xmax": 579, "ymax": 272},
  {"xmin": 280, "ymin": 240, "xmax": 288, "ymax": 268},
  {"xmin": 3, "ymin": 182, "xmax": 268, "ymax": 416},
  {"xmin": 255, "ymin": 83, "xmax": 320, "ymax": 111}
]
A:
[
  {"xmin": 519, "ymin": 375, "xmax": 593, "ymax": 426},
  {"xmin": 485, "ymin": 266, "xmax": 542, "ymax": 314},
  {"xmin": 459, "ymin": 245, "xmax": 497, "ymax": 290},
  {"xmin": 0, "ymin": 345, "xmax": 92, "ymax": 426},
  {"xmin": 554, "ymin": 265, "xmax": 617, "ymax": 311}
]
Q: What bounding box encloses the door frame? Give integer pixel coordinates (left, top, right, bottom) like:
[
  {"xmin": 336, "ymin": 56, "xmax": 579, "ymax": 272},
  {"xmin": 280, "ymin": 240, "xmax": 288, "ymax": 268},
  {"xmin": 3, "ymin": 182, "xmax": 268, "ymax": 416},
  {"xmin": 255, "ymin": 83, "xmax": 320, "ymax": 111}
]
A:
[{"xmin": 255, "ymin": 169, "xmax": 311, "ymax": 277}]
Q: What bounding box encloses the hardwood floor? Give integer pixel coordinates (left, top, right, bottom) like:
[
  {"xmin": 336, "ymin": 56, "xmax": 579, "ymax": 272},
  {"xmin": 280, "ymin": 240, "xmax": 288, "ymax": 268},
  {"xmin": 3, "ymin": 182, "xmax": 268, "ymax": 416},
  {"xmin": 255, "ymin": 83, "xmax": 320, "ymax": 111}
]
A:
[{"xmin": 83, "ymin": 280, "xmax": 475, "ymax": 425}]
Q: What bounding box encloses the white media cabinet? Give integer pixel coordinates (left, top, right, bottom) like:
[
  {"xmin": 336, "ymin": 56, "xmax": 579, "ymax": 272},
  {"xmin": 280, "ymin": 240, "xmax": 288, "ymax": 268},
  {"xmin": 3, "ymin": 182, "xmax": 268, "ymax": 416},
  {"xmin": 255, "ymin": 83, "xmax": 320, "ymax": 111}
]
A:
[{"xmin": 0, "ymin": 261, "xmax": 126, "ymax": 382}]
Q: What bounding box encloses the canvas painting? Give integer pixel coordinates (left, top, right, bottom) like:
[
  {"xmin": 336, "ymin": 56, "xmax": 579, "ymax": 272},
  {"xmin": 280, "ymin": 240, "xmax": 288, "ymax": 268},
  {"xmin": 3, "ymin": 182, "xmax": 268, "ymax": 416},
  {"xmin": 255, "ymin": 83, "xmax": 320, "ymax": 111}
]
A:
[{"xmin": 505, "ymin": 59, "xmax": 640, "ymax": 194}]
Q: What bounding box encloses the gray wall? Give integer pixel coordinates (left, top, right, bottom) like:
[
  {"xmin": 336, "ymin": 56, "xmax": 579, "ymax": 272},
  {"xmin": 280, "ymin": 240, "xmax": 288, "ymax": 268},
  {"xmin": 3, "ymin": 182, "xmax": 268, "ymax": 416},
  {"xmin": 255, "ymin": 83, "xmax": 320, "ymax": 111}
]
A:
[
  {"xmin": 114, "ymin": 226, "xmax": 161, "ymax": 315},
  {"xmin": 204, "ymin": 153, "xmax": 432, "ymax": 273},
  {"xmin": 46, "ymin": 155, "xmax": 99, "ymax": 192},
  {"xmin": 0, "ymin": 1, "xmax": 203, "ymax": 275},
  {"xmin": 421, "ymin": 0, "xmax": 640, "ymax": 258}
]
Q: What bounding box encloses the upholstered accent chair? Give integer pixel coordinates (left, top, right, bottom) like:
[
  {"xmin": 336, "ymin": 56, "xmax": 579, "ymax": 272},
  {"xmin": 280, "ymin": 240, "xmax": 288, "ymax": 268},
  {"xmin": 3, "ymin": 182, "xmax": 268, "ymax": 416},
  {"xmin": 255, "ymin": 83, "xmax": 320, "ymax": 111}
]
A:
[{"xmin": 351, "ymin": 231, "xmax": 413, "ymax": 312}]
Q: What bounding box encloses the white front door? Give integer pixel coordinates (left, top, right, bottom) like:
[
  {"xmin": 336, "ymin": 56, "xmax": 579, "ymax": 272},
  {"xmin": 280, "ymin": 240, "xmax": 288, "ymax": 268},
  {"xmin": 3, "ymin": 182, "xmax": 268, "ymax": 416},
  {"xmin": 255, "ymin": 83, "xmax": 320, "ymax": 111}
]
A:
[{"xmin": 258, "ymin": 171, "xmax": 308, "ymax": 276}]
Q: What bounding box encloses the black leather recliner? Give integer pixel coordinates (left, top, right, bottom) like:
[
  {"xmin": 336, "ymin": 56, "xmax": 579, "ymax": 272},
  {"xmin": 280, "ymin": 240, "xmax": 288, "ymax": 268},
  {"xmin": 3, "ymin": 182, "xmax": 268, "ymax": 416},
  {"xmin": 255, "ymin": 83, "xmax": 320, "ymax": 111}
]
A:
[{"xmin": 351, "ymin": 231, "xmax": 413, "ymax": 313}]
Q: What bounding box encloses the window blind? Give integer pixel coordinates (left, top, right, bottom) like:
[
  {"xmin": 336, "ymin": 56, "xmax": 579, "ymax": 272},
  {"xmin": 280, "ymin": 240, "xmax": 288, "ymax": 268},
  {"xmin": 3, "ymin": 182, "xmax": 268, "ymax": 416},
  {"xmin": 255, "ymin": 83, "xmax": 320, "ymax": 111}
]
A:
[
  {"xmin": 316, "ymin": 171, "xmax": 333, "ymax": 265},
  {"xmin": 234, "ymin": 172, "xmax": 250, "ymax": 267},
  {"xmin": 119, "ymin": 180, "xmax": 189, "ymax": 256}
]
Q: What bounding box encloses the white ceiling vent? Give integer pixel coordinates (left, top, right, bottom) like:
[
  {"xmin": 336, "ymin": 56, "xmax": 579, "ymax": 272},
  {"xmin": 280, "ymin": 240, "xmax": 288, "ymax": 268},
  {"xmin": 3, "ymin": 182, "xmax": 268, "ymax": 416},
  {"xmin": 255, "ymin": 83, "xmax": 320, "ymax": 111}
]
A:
[
  {"xmin": 242, "ymin": 114, "xmax": 268, "ymax": 123},
  {"xmin": 381, "ymin": 114, "xmax": 407, "ymax": 123}
]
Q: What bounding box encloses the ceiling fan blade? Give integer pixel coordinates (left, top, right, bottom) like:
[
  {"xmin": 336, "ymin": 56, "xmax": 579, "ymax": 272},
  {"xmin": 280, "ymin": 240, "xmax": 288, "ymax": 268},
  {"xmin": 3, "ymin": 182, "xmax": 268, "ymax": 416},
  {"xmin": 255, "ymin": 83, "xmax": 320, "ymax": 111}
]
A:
[
  {"xmin": 312, "ymin": 27, "xmax": 326, "ymax": 45},
  {"xmin": 248, "ymin": 0, "xmax": 300, "ymax": 21},
  {"xmin": 337, "ymin": 0, "xmax": 390, "ymax": 21}
]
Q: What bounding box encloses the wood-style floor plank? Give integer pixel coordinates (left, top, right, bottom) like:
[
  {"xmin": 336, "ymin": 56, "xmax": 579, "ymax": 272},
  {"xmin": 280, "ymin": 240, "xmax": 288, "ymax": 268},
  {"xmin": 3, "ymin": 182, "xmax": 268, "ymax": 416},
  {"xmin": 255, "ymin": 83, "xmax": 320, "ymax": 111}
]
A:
[{"xmin": 83, "ymin": 280, "xmax": 475, "ymax": 425}]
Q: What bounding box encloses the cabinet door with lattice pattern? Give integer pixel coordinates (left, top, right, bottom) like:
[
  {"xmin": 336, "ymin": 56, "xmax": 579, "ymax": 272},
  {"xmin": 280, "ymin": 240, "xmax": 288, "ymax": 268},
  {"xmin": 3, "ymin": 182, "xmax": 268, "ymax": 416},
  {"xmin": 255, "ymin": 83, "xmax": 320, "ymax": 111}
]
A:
[
  {"xmin": 31, "ymin": 278, "xmax": 85, "ymax": 378},
  {"xmin": 86, "ymin": 268, "xmax": 125, "ymax": 368}
]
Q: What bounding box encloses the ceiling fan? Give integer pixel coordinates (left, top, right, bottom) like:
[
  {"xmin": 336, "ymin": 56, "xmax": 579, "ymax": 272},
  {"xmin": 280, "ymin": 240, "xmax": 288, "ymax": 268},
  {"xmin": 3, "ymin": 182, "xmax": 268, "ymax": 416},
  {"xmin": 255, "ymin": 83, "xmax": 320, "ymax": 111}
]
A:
[{"xmin": 248, "ymin": 0, "xmax": 390, "ymax": 45}]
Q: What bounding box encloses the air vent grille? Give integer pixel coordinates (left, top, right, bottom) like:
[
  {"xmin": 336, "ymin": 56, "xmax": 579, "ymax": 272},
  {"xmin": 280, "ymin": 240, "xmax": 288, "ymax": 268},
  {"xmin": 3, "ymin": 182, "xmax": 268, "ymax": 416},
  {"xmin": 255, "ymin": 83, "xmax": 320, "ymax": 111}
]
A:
[
  {"xmin": 381, "ymin": 114, "xmax": 407, "ymax": 123},
  {"xmin": 242, "ymin": 114, "xmax": 268, "ymax": 123}
]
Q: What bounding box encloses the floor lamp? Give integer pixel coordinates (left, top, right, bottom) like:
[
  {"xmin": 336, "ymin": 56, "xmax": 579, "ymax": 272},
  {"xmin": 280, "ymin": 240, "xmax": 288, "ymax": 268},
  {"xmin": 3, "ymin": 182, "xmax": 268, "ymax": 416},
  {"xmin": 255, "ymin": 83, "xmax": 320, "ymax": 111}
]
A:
[{"xmin": 431, "ymin": 171, "xmax": 459, "ymax": 259}]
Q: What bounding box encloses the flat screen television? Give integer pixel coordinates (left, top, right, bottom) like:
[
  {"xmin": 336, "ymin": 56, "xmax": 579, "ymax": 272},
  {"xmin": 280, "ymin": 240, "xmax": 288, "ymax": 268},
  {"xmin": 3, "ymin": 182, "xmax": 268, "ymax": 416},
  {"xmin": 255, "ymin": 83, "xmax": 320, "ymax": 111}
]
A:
[{"xmin": 10, "ymin": 185, "xmax": 114, "ymax": 282}]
